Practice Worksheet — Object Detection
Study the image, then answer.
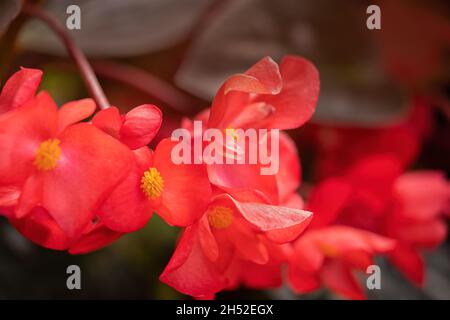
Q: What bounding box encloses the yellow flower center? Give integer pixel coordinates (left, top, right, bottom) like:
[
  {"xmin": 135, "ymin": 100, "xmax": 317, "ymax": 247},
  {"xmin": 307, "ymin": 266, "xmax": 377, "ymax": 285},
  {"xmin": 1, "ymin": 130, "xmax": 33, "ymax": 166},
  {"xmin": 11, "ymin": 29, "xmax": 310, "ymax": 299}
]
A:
[
  {"xmin": 140, "ymin": 167, "xmax": 164, "ymax": 200},
  {"xmin": 207, "ymin": 206, "xmax": 234, "ymax": 229},
  {"xmin": 33, "ymin": 138, "xmax": 61, "ymax": 171}
]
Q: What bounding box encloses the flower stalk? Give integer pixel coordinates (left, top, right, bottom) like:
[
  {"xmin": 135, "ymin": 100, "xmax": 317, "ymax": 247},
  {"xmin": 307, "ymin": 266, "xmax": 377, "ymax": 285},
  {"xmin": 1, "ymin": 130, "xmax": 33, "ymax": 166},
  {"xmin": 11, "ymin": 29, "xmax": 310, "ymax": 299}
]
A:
[{"xmin": 22, "ymin": 4, "xmax": 110, "ymax": 110}]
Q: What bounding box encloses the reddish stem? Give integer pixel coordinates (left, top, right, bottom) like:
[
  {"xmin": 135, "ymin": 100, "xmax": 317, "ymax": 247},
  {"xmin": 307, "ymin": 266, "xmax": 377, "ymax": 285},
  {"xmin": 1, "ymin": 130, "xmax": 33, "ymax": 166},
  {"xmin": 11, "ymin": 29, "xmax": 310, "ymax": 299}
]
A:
[{"xmin": 23, "ymin": 5, "xmax": 110, "ymax": 110}]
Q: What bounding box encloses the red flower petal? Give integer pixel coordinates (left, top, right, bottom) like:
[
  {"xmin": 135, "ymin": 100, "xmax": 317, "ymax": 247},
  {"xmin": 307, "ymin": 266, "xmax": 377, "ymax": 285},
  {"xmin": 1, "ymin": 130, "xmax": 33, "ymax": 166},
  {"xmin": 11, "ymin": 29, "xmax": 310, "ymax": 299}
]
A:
[
  {"xmin": 288, "ymin": 265, "xmax": 321, "ymax": 293},
  {"xmin": 386, "ymin": 217, "xmax": 447, "ymax": 249},
  {"xmin": 341, "ymin": 250, "xmax": 373, "ymax": 271},
  {"xmin": 216, "ymin": 194, "xmax": 312, "ymax": 243},
  {"xmin": 120, "ymin": 104, "xmax": 162, "ymax": 149},
  {"xmin": 282, "ymin": 193, "xmax": 304, "ymax": 209},
  {"xmin": 256, "ymin": 55, "xmax": 320, "ymax": 130},
  {"xmin": 240, "ymin": 260, "xmax": 283, "ymax": 289},
  {"xmin": 10, "ymin": 206, "xmax": 69, "ymax": 250},
  {"xmin": 229, "ymin": 218, "xmax": 269, "ymax": 264},
  {"xmin": 207, "ymin": 161, "xmax": 279, "ymax": 205},
  {"xmin": 21, "ymin": 123, "xmax": 134, "ymax": 238},
  {"xmin": 388, "ymin": 244, "xmax": 424, "ymax": 287},
  {"xmin": 91, "ymin": 107, "xmax": 122, "ymax": 138},
  {"xmin": 321, "ymin": 260, "xmax": 365, "ymax": 300},
  {"xmin": 100, "ymin": 148, "xmax": 154, "ymax": 233},
  {"xmin": 208, "ymin": 57, "xmax": 282, "ymax": 129},
  {"xmin": 153, "ymin": 139, "xmax": 212, "ymax": 226},
  {"xmin": 160, "ymin": 224, "xmax": 225, "ymax": 297},
  {"xmin": 291, "ymin": 226, "xmax": 395, "ymax": 273},
  {"xmin": 291, "ymin": 233, "xmax": 324, "ymax": 273},
  {"xmin": 307, "ymin": 178, "xmax": 352, "ymax": 228},
  {"xmin": 394, "ymin": 171, "xmax": 450, "ymax": 220},
  {"xmin": 315, "ymin": 226, "xmax": 396, "ymax": 255},
  {"xmin": 0, "ymin": 68, "xmax": 42, "ymax": 113},
  {"xmin": 277, "ymin": 133, "xmax": 301, "ymax": 202},
  {"xmin": 198, "ymin": 216, "xmax": 219, "ymax": 262},
  {"xmin": 0, "ymin": 92, "xmax": 58, "ymax": 185},
  {"xmin": 16, "ymin": 174, "xmax": 43, "ymax": 218},
  {"xmin": 58, "ymin": 99, "xmax": 96, "ymax": 133},
  {"xmin": 346, "ymin": 154, "xmax": 403, "ymax": 205},
  {"xmin": 0, "ymin": 185, "xmax": 20, "ymax": 209},
  {"xmin": 69, "ymin": 225, "xmax": 123, "ymax": 254}
]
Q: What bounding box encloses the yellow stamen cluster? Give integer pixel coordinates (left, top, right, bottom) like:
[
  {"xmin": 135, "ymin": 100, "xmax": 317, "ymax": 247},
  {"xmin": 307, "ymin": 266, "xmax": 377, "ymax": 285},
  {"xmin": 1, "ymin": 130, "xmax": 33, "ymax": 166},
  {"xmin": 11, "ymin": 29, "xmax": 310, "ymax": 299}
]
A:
[
  {"xmin": 140, "ymin": 167, "xmax": 164, "ymax": 200},
  {"xmin": 33, "ymin": 138, "xmax": 61, "ymax": 171},
  {"xmin": 207, "ymin": 206, "xmax": 234, "ymax": 229}
]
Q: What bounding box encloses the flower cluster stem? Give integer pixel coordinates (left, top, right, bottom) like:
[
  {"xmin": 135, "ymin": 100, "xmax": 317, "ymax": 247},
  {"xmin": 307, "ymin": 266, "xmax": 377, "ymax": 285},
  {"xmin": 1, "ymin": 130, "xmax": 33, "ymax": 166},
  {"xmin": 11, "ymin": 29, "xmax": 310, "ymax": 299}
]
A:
[{"xmin": 23, "ymin": 5, "xmax": 110, "ymax": 110}]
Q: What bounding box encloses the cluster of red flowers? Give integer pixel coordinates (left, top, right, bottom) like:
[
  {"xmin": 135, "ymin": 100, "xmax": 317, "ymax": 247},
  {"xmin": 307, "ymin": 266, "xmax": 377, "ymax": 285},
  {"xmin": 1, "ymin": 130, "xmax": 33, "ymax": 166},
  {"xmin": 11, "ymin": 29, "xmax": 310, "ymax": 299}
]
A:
[
  {"xmin": 0, "ymin": 55, "xmax": 448, "ymax": 299},
  {"xmin": 290, "ymin": 155, "xmax": 449, "ymax": 299}
]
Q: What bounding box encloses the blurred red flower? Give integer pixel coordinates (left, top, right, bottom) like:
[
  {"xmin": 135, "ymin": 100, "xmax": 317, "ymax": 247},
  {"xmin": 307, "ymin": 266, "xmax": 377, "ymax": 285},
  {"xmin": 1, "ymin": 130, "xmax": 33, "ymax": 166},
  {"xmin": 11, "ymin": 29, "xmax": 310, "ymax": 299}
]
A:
[
  {"xmin": 288, "ymin": 226, "xmax": 395, "ymax": 300},
  {"xmin": 291, "ymin": 154, "xmax": 449, "ymax": 298}
]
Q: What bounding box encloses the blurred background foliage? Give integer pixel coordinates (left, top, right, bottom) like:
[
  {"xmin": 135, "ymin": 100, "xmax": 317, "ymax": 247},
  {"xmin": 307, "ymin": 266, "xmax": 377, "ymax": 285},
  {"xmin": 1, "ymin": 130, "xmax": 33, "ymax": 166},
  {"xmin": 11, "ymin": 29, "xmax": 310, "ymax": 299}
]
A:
[{"xmin": 0, "ymin": 0, "xmax": 449, "ymax": 299}]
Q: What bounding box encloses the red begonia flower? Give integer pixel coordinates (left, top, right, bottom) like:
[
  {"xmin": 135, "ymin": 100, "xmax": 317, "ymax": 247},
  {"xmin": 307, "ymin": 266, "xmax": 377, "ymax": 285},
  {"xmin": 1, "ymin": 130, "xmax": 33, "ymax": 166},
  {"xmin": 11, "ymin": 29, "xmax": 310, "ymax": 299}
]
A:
[
  {"xmin": 301, "ymin": 154, "xmax": 449, "ymax": 290},
  {"xmin": 288, "ymin": 226, "xmax": 395, "ymax": 300},
  {"xmin": 208, "ymin": 56, "xmax": 319, "ymax": 130},
  {"xmin": 98, "ymin": 138, "xmax": 213, "ymax": 230},
  {"xmin": 92, "ymin": 104, "xmax": 211, "ymax": 230},
  {"xmin": 223, "ymin": 192, "xmax": 305, "ymax": 292},
  {"xmin": 202, "ymin": 56, "xmax": 319, "ymax": 203},
  {"xmin": 206, "ymin": 131, "xmax": 302, "ymax": 205},
  {"xmin": 383, "ymin": 171, "xmax": 449, "ymax": 286},
  {"xmin": 0, "ymin": 68, "xmax": 146, "ymax": 252},
  {"xmin": 160, "ymin": 193, "xmax": 312, "ymax": 298},
  {"xmin": 92, "ymin": 105, "xmax": 212, "ymax": 232},
  {"xmin": 391, "ymin": 171, "xmax": 450, "ymax": 221}
]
